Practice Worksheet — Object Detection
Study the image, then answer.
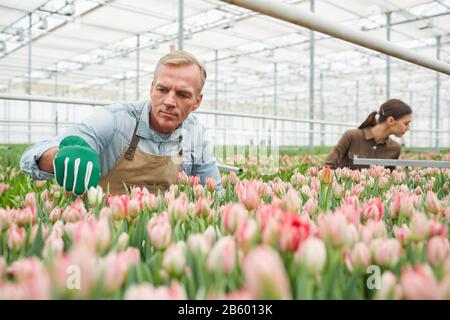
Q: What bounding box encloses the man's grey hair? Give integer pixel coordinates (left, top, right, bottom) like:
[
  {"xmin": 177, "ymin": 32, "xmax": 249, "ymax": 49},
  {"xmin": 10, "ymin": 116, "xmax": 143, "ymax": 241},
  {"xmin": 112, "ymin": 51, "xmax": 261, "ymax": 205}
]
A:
[{"xmin": 154, "ymin": 50, "xmax": 207, "ymax": 93}]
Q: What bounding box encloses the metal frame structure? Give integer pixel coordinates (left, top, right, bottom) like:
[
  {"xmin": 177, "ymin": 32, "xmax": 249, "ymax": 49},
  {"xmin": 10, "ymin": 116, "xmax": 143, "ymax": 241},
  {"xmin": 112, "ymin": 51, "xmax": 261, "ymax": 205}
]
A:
[
  {"xmin": 1, "ymin": 0, "xmax": 450, "ymax": 148},
  {"xmin": 353, "ymin": 156, "xmax": 450, "ymax": 168}
]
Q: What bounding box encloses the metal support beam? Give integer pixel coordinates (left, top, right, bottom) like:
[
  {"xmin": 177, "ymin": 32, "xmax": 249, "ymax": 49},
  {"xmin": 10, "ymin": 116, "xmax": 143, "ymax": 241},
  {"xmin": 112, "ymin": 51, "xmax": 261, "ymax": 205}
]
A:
[
  {"xmin": 386, "ymin": 12, "xmax": 391, "ymax": 100},
  {"xmin": 353, "ymin": 156, "xmax": 450, "ymax": 169},
  {"xmin": 178, "ymin": 0, "xmax": 184, "ymax": 50},
  {"xmin": 27, "ymin": 13, "xmax": 32, "ymax": 144},
  {"xmin": 54, "ymin": 72, "xmax": 58, "ymax": 136},
  {"xmin": 320, "ymin": 71, "xmax": 324, "ymax": 146},
  {"xmin": 429, "ymin": 95, "xmax": 433, "ymax": 146},
  {"xmin": 219, "ymin": 0, "xmax": 450, "ymax": 75},
  {"xmin": 309, "ymin": 0, "xmax": 315, "ymax": 148},
  {"xmin": 215, "ymin": 49, "xmax": 218, "ymax": 143},
  {"xmin": 436, "ymin": 35, "xmax": 441, "ymax": 148},
  {"xmin": 136, "ymin": 34, "xmax": 140, "ymax": 100},
  {"xmin": 355, "ymin": 80, "xmax": 359, "ymax": 123}
]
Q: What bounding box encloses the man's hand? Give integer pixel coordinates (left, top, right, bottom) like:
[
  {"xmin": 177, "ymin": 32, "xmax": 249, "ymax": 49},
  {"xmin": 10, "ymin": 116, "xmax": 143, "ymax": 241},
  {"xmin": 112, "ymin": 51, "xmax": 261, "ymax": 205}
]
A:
[{"xmin": 53, "ymin": 136, "xmax": 101, "ymax": 196}]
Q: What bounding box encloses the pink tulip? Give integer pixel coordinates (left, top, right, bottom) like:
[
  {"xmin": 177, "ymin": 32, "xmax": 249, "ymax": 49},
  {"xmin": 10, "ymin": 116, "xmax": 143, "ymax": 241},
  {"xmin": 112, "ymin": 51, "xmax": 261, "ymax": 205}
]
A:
[
  {"xmin": 167, "ymin": 197, "xmax": 188, "ymax": 222},
  {"xmin": 193, "ymin": 184, "xmax": 205, "ymax": 199},
  {"xmin": 206, "ymin": 176, "xmax": 217, "ymax": 193},
  {"xmin": 228, "ymin": 171, "xmax": 238, "ymax": 185},
  {"xmin": 290, "ymin": 173, "xmax": 308, "ymax": 188},
  {"xmin": 0, "ymin": 183, "xmax": 9, "ymax": 196},
  {"xmin": 320, "ymin": 166, "xmax": 333, "ymax": 185},
  {"xmin": 162, "ymin": 241, "xmax": 186, "ymax": 277},
  {"xmin": 127, "ymin": 199, "xmax": 140, "ymax": 219},
  {"xmin": 124, "ymin": 281, "xmax": 187, "ymax": 300},
  {"xmin": 87, "ymin": 186, "xmax": 103, "ymax": 207},
  {"xmin": 378, "ymin": 176, "xmax": 389, "ymax": 189},
  {"xmin": 221, "ymin": 203, "xmax": 248, "ymax": 234},
  {"xmin": 236, "ymin": 219, "xmax": 259, "ymax": 252},
  {"xmin": 429, "ymin": 220, "xmax": 448, "ymax": 238},
  {"xmin": 203, "ymin": 225, "xmax": 217, "ymax": 247},
  {"xmin": 236, "ymin": 181, "xmax": 260, "ymax": 211},
  {"xmin": 372, "ymin": 239, "xmax": 403, "ymax": 268},
  {"xmin": 101, "ymin": 250, "xmax": 139, "ymax": 293},
  {"xmin": 62, "ymin": 199, "xmax": 87, "ymax": 223},
  {"xmin": 400, "ymin": 264, "xmax": 440, "ymax": 300},
  {"xmin": 366, "ymin": 220, "xmax": 387, "ymax": 239},
  {"xmin": 0, "ymin": 208, "xmax": 12, "ymax": 231},
  {"xmin": 393, "ymin": 224, "xmax": 411, "ymax": 246},
  {"xmin": 349, "ymin": 242, "xmax": 372, "ymax": 270},
  {"xmin": 7, "ymin": 224, "xmax": 25, "ymax": 252},
  {"xmin": 14, "ymin": 207, "xmax": 35, "ymax": 227},
  {"xmin": 426, "ymin": 191, "xmax": 441, "ymax": 215},
  {"xmin": 48, "ymin": 207, "xmax": 61, "ymax": 224},
  {"xmin": 261, "ymin": 217, "xmax": 281, "ymax": 247},
  {"xmin": 25, "ymin": 192, "xmax": 37, "ymax": 216},
  {"xmin": 303, "ymin": 198, "xmax": 318, "ymax": 217},
  {"xmin": 0, "ymin": 256, "xmax": 5, "ymax": 280},
  {"xmin": 317, "ymin": 212, "xmax": 351, "ymax": 248},
  {"xmin": 190, "ymin": 175, "xmax": 201, "ymax": 186},
  {"xmin": 332, "ymin": 180, "xmax": 344, "ymax": 200},
  {"xmin": 338, "ymin": 203, "xmax": 360, "ymax": 225},
  {"xmin": 242, "ymin": 245, "xmax": 292, "ymax": 300},
  {"xmin": 139, "ymin": 195, "xmax": 156, "ymax": 213},
  {"xmin": 43, "ymin": 234, "xmax": 64, "ymax": 258},
  {"xmin": 177, "ymin": 171, "xmax": 190, "ymax": 186},
  {"xmin": 427, "ymin": 236, "xmax": 450, "ymax": 267},
  {"xmin": 295, "ymin": 237, "xmax": 327, "ymax": 274},
  {"xmin": 195, "ymin": 198, "xmax": 211, "ymax": 218},
  {"xmin": 409, "ymin": 212, "xmax": 430, "ymax": 241},
  {"xmin": 362, "ymin": 197, "xmax": 383, "ymax": 221},
  {"xmin": 207, "ymin": 236, "xmax": 236, "ymax": 274},
  {"xmin": 147, "ymin": 214, "xmax": 172, "ymax": 250},
  {"xmin": 109, "ymin": 194, "xmax": 130, "ymax": 220},
  {"xmin": 279, "ymin": 212, "xmax": 312, "ymax": 252},
  {"xmin": 116, "ymin": 233, "xmax": 129, "ymax": 251},
  {"xmin": 187, "ymin": 234, "xmax": 210, "ymax": 255},
  {"xmin": 282, "ymin": 189, "xmax": 302, "ymax": 213},
  {"xmin": 375, "ymin": 271, "xmax": 398, "ymax": 299}
]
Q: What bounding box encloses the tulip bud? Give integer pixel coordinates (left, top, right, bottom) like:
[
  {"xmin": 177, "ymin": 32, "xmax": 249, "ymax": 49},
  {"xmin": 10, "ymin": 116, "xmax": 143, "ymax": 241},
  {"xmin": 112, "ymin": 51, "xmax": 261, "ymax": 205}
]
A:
[
  {"xmin": 236, "ymin": 219, "xmax": 259, "ymax": 252},
  {"xmin": 162, "ymin": 242, "xmax": 186, "ymax": 277},
  {"xmin": 282, "ymin": 189, "xmax": 302, "ymax": 213},
  {"xmin": 295, "ymin": 237, "xmax": 327, "ymax": 274},
  {"xmin": 350, "ymin": 242, "xmax": 372, "ymax": 270},
  {"xmin": 362, "ymin": 197, "xmax": 383, "ymax": 221},
  {"xmin": 147, "ymin": 215, "xmax": 172, "ymax": 250},
  {"xmin": 427, "ymin": 236, "xmax": 450, "ymax": 267},
  {"xmin": 128, "ymin": 199, "xmax": 140, "ymax": 219},
  {"xmin": 375, "ymin": 271, "xmax": 398, "ymax": 299},
  {"xmin": 320, "ymin": 166, "xmax": 333, "ymax": 185},
  {"xmin": 117, "ymin": 233, "xmax": 129, "ymax": 251},
  {"xmin": 207, "ymin": 236, "xmax": 236, "ymax": 274},
  {"xmin": 87, "ymin": 186, "xmax": 104, "ymax": 207},
  {"xmin": 187, "ymin": 234, "xmax": 210, "ymax": 255},
  {"xmin": 206, "ymin": 176, "xmax": 217, "ymax": 193},
  {"xmin": 426, "ymin": 191, "xmax": 441, "ymax": 215},
  {"xmin": 372, "ymin": 239, "xmax": 402, "ymax": 269},
  {"xmin": 400, "ymin": 264, "xmax": 440, "ymax": 300},
  {"xmin": 168, "ymin": 197, "xmax": 188, "ymax": 222},
  {"xmin": 7, "ymin": 224, "xmax": 25, "ymax": 252},
  {"xmin": 221, "ymin": 203, "xmax": 248, "ymax": 234},
  {"xmin": 409, "ymin": 212, "xmax": 430, "ymax": 242},
  {"xmin": 242, "ymin": 245, "xmax": 292, "ymax": 300},
  {"xmin": 393, "ymin": 224, "xmax": 410, "ymax": 246}
]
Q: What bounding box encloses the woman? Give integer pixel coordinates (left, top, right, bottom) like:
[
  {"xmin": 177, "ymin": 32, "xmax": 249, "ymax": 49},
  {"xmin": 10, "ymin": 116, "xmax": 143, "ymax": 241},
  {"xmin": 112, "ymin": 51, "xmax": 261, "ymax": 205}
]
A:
[{"xmin": 324, "ymin": 98, "xmax": 412, "ymax": 170}]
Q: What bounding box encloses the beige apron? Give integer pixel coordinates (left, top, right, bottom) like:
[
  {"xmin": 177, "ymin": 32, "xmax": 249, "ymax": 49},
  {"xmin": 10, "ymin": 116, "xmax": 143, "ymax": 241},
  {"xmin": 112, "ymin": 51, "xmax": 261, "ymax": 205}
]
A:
[{"xmin": 100, "ymin": 119, "xmax": 183, "ymax": 195}]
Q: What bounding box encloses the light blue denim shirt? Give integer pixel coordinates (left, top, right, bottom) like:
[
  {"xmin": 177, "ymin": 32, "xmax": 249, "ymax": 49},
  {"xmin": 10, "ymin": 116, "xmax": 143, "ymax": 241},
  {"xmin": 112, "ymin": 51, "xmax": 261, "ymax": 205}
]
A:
[{"xmin": 20, "ymin": 100, "xmax": 222, "ymax": 192}]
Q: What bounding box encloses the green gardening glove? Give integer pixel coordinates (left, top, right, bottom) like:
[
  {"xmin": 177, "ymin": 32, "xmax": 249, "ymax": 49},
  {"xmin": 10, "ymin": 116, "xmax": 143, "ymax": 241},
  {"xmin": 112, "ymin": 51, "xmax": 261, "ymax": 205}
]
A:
[{"xmin": 53, "ymin": 136, "xmax": 101, "ymax": 196}]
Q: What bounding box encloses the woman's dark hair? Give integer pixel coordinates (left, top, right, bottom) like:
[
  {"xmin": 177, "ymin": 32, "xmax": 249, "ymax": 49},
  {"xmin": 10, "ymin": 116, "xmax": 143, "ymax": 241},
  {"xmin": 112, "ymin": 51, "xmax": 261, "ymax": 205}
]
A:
[{"xmin": 358, "ymin": 99, "xmax": 412, "ymax": 129}]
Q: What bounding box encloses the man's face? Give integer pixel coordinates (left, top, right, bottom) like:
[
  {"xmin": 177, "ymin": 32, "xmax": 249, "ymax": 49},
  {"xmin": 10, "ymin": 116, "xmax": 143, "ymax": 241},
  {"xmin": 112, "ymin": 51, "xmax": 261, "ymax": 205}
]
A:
[{"xmin": 150, "ymin": 63, "xmax": 203, "ymax": 134}]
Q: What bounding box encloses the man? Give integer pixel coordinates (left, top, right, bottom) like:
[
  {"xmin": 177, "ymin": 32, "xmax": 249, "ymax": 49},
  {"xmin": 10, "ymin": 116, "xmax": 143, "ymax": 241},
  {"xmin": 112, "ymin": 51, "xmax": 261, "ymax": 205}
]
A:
[{"xmin": 20, "ymin": 50, "xmax": 222, "ymax": 195}]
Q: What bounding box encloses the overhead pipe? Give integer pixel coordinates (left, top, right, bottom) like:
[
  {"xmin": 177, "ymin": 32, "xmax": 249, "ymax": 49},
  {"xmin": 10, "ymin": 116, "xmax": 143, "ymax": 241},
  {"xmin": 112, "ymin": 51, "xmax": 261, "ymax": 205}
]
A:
[{"xmin": 220, "ymin": 0, "xmax": 450, "ymax": 76}]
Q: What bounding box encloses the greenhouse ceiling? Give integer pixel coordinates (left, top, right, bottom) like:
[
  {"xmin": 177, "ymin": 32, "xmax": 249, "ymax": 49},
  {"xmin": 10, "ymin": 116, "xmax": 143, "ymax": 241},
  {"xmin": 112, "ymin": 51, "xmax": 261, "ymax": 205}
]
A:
[{"xmin": 0, "ymin": 0, "xmax": 449, "ymax": 121}]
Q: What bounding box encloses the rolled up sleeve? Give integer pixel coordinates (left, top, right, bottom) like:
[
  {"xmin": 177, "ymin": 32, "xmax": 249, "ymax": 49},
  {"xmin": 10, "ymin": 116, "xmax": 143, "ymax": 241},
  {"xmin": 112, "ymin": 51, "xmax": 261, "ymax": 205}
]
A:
[{"xmin": 20, "ymin": 107, "xmax": 116, "ymax": 180}]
